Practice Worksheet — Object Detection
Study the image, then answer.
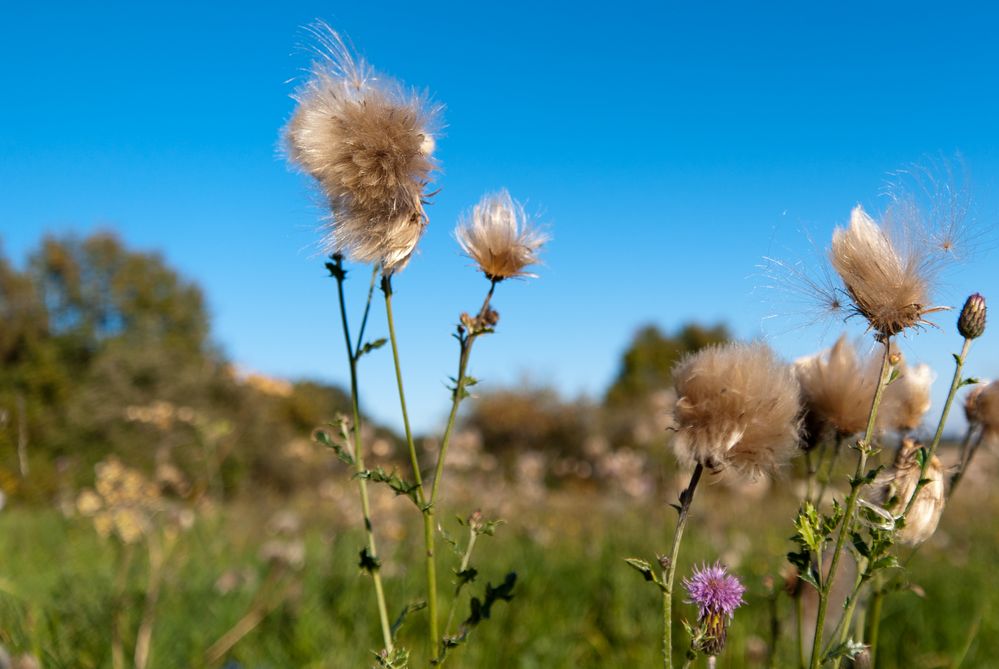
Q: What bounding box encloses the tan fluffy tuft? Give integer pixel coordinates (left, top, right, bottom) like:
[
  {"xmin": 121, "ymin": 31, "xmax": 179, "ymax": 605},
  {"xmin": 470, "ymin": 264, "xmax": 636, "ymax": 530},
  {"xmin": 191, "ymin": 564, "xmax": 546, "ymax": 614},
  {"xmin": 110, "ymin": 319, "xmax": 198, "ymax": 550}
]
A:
[
  {"xmin": 794, "ymin": 335, "xmax": 881, "ymax": 438},
  {"xmin": 871, "ymin": 438, "xmax": 945, "ymax": 545},
  {"xmin": 830, "ymin": 206, "xmax": 937, "ymax": 337},
  {"xmin": 671, "ymin": 342, "xmax": 802, "ymax": 478},
  {"xmin": 972, "ymin": 380, "xmax": 999, "ymax": 441},
  {"xmin": 879, "ymin": 361, "xmax": 935, "ymax": 433},
  {"xmin": 455, "ymin": 190, "xmax": 548, "ymax": 281},
  {"xmin": 285, "ymin": 24, "xmax": 441, "ymax": 272}
]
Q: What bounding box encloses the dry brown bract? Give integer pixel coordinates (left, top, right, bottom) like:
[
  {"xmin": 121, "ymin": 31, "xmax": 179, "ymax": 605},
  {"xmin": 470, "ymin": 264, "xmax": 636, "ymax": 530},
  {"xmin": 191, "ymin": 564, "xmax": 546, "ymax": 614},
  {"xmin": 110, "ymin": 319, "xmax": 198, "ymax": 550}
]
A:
[
  {"xmin": 871, "ymin": 438, "xmax": 944, "ymax": 545},
  {"xmin": 285, "ymin": 25, "xmax": 440, "ymax": 273},
  {"xmin": 795, "ymin": 335, "xmax": 880, "ymax": 438},
  {"xmin": 456, "ymin": 190, "xmax": 548, "ymax": 281},
  {"xmin": 672, "ymin": 342, "xmax": 802, "ymax": 478},
  {"xmin": 830, "ymin": 206, "xmax": 941, "ymax": 336}
]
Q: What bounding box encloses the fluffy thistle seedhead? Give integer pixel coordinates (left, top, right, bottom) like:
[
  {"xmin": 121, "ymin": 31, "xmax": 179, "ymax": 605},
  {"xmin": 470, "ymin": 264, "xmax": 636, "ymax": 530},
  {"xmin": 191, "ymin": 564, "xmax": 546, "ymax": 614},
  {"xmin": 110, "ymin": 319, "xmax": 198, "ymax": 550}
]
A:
[
  {"xmin": 964, "ymin": 381, "xmax": 988, "ymax": 424},
  {"xmin": 671, "ymin": 342, "xmax": 802, "ymax": 478},
  {"xmin": 974, "ymin": 381, "xmax": 999, "ymax": 441},
  {"xmin": 879, "ymin": 361, "xmax": 935, "ymax": 433},
  {"xmin": 683, "ymin": 562, "xmax": 746, "ymax": 656},
  {"xmin": 830, "ymin": 205, "xmax": 941, "ymax": 337},
  {"xmin": 285, "ymin": 24, "xmax": 441, "ymax": 273},
  {"xmin": 958, "ymin": 293, "xmax": 987, "ymax": 340},
  {"xmin": 795, "ymin": 335, "xmax": 881, "ymax": 438},
  {"xmin": 455, "ymin": 190, "xmax": 548, "ymax": 281},
  {"xmin": 871, "ymin": 438, "xmax": 945, "ymax": 546}
]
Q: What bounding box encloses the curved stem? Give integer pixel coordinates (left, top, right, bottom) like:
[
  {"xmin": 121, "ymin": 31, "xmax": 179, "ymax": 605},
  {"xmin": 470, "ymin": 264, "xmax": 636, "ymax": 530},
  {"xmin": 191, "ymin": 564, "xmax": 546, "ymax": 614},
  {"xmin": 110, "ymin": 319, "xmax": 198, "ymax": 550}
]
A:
[
  {"xmin": 809, "ymin": 339, "xmax": 894, "ymax": 669},
  {"xmin": 901, "ymin": 337, "xmax": 971, "ymax": 518},
  {"xmin": 662, "ymin": 463, "xmax": 704, "ymax": 669},
  {"xmin": 332, "ymin": 258, "xmax": 393, "ymax": 653}
]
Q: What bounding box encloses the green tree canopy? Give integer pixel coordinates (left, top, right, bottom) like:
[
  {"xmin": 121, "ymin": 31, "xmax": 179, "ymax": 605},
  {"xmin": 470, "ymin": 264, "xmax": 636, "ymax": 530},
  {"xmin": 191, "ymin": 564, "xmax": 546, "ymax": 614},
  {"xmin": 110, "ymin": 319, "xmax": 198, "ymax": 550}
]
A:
[{"xmin": 604, "ymin": 323, "xmax": 729, "ymax": 407}]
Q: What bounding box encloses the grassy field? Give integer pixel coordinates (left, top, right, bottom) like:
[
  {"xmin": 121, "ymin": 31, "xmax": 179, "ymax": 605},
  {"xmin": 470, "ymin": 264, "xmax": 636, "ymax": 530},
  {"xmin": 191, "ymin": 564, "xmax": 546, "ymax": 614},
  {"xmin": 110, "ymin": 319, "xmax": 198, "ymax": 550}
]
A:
[{"xmin": 0, "ymin": 460, "xmax": 996, "ymax": 669}]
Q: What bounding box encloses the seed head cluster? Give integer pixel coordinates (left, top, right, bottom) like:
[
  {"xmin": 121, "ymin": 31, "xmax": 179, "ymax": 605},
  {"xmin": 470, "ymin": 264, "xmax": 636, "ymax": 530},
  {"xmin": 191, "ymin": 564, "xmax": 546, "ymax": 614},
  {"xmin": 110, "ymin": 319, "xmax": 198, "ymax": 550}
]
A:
[
  {"xmin": 671, "ymin": 342, "xmax": 802, "ymax": 478},
  {"xmin": 285, "ymin": 24, "xmax": 441, "ymax": 272}
]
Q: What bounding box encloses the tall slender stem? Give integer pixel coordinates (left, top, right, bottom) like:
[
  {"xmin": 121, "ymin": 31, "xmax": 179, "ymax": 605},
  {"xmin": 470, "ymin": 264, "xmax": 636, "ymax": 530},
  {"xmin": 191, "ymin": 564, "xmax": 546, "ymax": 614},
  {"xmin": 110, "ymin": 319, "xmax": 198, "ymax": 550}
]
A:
[
  {"xmin": 332, "ymin": 258, "xmax": 393, "ymax": 653},
  {"xmin": 661, "ymin": 463, "xmax": 704, "ymax": 669},
  {"xmin": 809, "ymin": 339, "xmax": 894, "ymax": 669},
  {"xmin": 381, "ymin": 275, "xmax": 436, "ymax": 659},
  {"xmin": 901, "ymin": 337, "xmax": 972, "ymax": 518}
]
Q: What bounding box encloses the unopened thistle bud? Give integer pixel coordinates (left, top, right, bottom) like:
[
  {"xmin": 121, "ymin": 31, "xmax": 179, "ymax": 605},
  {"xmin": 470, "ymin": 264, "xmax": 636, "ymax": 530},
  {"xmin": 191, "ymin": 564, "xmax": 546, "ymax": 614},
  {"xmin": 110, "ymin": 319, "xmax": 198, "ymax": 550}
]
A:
[{"xmin": 958, "ymin": 293, "xmax": 986, "ymax": 340}]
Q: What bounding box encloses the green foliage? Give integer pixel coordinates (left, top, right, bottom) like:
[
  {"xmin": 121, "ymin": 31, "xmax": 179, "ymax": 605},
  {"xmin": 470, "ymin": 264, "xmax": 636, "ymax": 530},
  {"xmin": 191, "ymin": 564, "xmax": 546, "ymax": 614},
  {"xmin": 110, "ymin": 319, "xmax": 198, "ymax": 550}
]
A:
[{"xmin": 0, "ymin": 233, "xmax": 377, "ymax": 502}]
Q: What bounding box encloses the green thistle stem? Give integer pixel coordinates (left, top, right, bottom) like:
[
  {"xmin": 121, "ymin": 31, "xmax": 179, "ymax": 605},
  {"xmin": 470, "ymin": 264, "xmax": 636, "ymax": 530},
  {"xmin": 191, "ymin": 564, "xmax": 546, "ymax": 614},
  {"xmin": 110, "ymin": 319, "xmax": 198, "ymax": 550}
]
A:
[
  {"xmin": 901, "ymin": 337, "xmax": 972, "ymax": 518},
  {"xmin": 866, "ymin": 585, "xmax": 885, "ymax": 667},
  {"xmin": 661, "ymin": 463, "xmax": 704, "ymax": 669},
  {"xmin": 332, "ymin": 258, "xmax": 393, "ymax": 653},
  {"xmin": 809, "ymin": 339, "xmax": 894, "ymax": 669},
  {"xmin": 381, "ymin": 275, "xmax": 437, "ymax": 659}
]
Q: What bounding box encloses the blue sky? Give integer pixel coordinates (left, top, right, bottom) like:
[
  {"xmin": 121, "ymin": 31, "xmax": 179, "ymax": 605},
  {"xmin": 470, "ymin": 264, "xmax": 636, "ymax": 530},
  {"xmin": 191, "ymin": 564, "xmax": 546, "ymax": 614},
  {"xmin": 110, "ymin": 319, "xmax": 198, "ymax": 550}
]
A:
[{"xmin": 2, "ymin": 2, "xmax": 998, "ymax": 434}]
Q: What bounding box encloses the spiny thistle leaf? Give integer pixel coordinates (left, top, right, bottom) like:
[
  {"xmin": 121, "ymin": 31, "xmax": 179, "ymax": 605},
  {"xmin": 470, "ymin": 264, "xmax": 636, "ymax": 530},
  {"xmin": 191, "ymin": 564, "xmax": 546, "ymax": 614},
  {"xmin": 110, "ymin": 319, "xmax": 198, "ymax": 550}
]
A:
[
  {"xmin": 314, "ymin": 428, "xmax": 354, "ymax": 466},
  {"xmin": 354, "ymin": 467, "xmax": 421, "ymax": 504},
  {"xmin": 359, "ymin": 338, "xmax": 388, "ymax": 358}
]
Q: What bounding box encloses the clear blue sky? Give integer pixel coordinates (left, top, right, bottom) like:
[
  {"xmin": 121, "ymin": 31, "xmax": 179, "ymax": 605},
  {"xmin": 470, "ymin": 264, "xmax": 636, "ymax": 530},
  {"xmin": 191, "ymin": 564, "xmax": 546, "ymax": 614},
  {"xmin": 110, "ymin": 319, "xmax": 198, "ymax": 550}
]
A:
[{"xmin": 2, "ymin": 2, "xmax": 998, "ymax": 434}]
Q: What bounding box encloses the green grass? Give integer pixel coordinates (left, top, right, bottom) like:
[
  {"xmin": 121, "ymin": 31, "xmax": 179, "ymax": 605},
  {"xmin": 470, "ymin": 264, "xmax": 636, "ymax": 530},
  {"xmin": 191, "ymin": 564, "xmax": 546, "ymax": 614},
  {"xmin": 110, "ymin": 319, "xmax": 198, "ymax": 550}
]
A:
[{"xmin": 0, "ymin": 480, "xmax": 995, "ymax": 668}]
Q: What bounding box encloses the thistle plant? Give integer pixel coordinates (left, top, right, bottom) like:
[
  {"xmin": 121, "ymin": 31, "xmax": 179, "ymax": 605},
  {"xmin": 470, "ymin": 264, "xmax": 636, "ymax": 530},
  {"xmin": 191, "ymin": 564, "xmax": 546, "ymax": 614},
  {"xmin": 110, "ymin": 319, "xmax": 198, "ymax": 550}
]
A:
[
  {"xmin": 285, "ymin": 24, "xmax": 542, "ymax": 665},
  {"xmin": 775, "ymin": 186, "xmax": 982, "ymax": 667},
  {"xmin": 627, "ymin": 342, "xmax": 801, "ymax": 669}
]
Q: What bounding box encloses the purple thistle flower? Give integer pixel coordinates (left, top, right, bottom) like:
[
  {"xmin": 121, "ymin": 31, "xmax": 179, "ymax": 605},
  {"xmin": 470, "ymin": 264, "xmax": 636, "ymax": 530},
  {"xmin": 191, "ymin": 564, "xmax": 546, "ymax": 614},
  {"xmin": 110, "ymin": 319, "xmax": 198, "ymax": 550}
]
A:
[{"xmin": 683, "ymin": 562, "xmax": 746, "ymax": 621}]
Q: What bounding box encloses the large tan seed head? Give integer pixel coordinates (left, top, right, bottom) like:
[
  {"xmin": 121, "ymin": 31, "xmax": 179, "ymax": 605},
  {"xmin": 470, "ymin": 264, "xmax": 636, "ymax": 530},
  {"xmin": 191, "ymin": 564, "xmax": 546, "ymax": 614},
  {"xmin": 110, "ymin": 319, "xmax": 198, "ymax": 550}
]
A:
[
  {"xmin": 794, "ymin": 335, "xmax": 881, "ymax": 438},
  {"xmin": 285, "ymin": 24, "xmax": 441, "ymax": 272},
  {"xmin": 830, "ymin": 206, "xmax": 935, "ymax": 337},
  {"xmin": 671, "ymin": 342, "xmax": 802, "ymax": 478},
  {"xmin": 456, "ymin": 190, "xmax": 548, "ymax": 281}
]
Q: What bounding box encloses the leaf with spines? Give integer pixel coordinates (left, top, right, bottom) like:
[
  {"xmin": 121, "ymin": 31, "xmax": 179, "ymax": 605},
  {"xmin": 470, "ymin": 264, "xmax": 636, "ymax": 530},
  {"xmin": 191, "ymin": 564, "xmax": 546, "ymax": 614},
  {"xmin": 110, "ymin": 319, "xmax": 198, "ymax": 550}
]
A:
[
  {"xmin": 624, "ymin": 558, "xmax": 662, "ymax": 587},
  {"xmin": 354, "ymin": 467, "xmax": 421, "ymax": 504},
  {"xmin": 314, "ymin": 428, "xmax": 354, "ymax": 466}
]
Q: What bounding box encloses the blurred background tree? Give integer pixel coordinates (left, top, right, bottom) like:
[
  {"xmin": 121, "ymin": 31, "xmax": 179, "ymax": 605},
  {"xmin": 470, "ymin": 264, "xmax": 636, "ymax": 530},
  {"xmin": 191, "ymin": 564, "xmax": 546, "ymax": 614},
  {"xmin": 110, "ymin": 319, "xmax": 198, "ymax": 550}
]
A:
[{"xmin": 0, "ymin": 231, "xmax": 730, "ymax": 502}]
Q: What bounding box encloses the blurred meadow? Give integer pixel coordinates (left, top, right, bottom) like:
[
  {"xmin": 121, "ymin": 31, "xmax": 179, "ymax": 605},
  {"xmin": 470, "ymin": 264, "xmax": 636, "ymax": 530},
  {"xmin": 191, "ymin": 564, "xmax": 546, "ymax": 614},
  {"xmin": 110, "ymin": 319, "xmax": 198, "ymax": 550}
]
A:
[{"xmin": 5, "ymin": 3, "xmax": 999, "ymax": 668}]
